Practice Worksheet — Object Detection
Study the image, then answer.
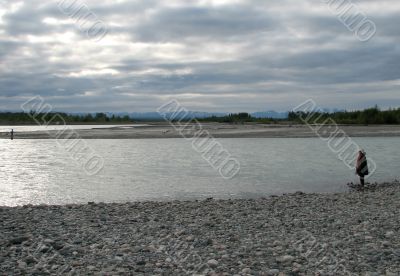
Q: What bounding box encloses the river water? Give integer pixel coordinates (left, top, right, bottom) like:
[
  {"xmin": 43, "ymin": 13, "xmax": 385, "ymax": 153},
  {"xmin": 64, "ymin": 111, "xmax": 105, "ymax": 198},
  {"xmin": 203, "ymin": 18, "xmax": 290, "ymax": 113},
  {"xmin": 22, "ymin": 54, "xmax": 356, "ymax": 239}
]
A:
[{"xmin": 0, "ymin": 137, "xmax": 399, "ymax": 206}]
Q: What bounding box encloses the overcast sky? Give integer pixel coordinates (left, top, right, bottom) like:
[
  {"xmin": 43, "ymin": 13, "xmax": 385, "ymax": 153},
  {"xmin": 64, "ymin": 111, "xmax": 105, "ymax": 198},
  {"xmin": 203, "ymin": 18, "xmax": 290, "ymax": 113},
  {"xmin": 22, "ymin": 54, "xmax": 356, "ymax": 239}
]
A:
[{"xmin": 0, "ymin": 0, "xmax": 399, "ymax": 112}]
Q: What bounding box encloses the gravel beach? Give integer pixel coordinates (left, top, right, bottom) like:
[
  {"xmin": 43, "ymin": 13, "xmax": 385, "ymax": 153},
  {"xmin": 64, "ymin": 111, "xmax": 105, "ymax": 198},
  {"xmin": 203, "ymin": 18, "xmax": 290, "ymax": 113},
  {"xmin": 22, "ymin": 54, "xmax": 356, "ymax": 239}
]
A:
[
  {"xmin": 2, "ymin": 123, "xmax": 400, "ymax": 139},
  {"xmin": 1, "ymin": 182, "xmax": 399, "ymax": 275}
]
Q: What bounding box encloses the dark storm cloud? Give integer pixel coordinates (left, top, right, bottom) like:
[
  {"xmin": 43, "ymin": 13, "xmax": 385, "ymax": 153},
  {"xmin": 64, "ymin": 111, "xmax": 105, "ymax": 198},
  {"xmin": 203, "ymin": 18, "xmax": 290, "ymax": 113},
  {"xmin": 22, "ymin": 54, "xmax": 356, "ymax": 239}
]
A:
[{"xmin": 0, "ymin": 0, "xmax": 399, "ymax": 112}]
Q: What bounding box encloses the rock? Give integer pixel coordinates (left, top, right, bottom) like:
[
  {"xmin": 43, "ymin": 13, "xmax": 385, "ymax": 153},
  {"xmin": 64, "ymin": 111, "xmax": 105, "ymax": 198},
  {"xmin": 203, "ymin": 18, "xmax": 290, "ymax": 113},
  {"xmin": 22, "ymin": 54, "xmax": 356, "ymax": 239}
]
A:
[
  {"xmin": 202, "ymin": 238, "xmax": 213, "ymax": 246},
  {"xmin": 52, "ymin": 242, "xmax": 64, "ymax": 250},
  {"xmin": 242, "ymin": 267, "xmax": 252, "ymax": 274},
  {"xmin": 292, "ymin": 262, "xmax": 302, "ymax": 268},
  {"xmin": 385, "ymin": 231, "xmax": 395, "ymax": 238},
  {"xmin": 276, "ymin": 255, "xmax": 294, "ymax": 263},
  {"xmin": 365, "ymin": 272, "xmax": 379, "ymax": 276},
  {"xmin": 9, "ymin": 235, "xmax": 31, "ymax": 245},
  {"xmin": 292, "ymin": 267, "xmax": 301, "ymax": 273},
  {"xmin": 382, "ymin": 241, "xmax": 391, "ymax": 247},
  {"xmin": 43, "ymin": 239, "xmax": 55, "ymax": 244},
  {"xmin": 72, "ymin": 261, "xmax": 82, "ymax": 267},
  {"xmin": 186, "ymin": 235, "xmax": 195, "ymax": 242},
  {"xmin": 267, "ymin": 269, "xmax": 280, "ymax": 275},
  {"xmin": 39, "ymin": 245, "xmax": 50, "ymax": 253},
  {"xmin": 59, "ymin": 245, "xmax": 72, "ymax": 256},
  {"xmin": 24, "ymin": 256, "xmax": 37, "ymax": 265},
  {"xmin": 207, "ymin": 259, "xmax": 219, "ymax": 268},
  {"xmin": 17, "ymin": 261, "xmax": 27, "ymax": 269}
]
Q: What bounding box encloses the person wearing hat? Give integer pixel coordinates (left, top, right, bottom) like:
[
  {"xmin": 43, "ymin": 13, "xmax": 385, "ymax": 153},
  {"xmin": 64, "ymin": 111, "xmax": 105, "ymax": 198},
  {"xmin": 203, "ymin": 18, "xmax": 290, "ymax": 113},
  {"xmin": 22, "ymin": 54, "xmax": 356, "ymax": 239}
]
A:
[{"xmin": 356, "ymin": 149, "xmax": 369, "ymax": 188}]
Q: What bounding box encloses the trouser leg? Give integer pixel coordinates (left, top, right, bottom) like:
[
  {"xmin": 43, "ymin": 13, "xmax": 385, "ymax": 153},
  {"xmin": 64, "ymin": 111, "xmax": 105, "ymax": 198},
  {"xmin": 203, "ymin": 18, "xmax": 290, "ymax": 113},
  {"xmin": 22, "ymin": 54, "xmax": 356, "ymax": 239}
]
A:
[{"xmin": 360, "ymin": 176, "xmax": 365, "ymax": 186}]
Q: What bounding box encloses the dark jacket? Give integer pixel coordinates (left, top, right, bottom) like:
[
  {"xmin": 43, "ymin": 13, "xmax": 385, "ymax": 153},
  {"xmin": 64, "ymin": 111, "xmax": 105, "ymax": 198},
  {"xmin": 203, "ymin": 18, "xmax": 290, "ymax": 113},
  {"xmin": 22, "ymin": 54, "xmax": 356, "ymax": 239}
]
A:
[{"xmin": 356, "ymin": 153, "xmax": 369, "ymax": 176}]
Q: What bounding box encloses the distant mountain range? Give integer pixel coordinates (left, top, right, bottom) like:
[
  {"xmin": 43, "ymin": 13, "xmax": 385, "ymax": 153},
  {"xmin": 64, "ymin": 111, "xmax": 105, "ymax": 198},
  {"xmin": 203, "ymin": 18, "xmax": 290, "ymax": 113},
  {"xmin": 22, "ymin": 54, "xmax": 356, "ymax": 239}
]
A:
[{"xmin": 251, "ymin": 111, "xmax": 289, "ymax": 119}]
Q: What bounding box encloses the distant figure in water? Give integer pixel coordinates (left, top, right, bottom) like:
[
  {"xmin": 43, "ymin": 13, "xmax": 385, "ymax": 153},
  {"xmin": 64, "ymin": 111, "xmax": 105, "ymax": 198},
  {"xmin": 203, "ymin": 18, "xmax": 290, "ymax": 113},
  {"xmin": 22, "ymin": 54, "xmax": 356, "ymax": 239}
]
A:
[
  {"xmin": 356, "ymin": 149, "xmax": 369, "ymax": 188},
  {"xmin": 10, "ymin": 129, "xmax": 14, "ymax": 140}
]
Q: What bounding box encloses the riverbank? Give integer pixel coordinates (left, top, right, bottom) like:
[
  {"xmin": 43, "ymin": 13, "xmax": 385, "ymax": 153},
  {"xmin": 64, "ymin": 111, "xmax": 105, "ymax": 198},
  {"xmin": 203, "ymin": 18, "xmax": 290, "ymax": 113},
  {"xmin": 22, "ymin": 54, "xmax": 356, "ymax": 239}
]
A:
[
  {"xmin": 1, "ymin": 182, "xmax": 399, "ymax": 275},
  {"xmin": 1, "ymin": 123, "xmax": 400, "ymax": 139}
]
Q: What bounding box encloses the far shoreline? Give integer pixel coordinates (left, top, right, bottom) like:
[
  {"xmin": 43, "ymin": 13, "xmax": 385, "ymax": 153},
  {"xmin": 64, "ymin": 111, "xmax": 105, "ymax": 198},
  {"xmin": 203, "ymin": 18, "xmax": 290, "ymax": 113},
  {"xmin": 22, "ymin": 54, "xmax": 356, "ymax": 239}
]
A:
[{"xmin": 1, "ymin": 123, "xmax": 400, "ymax": 139}]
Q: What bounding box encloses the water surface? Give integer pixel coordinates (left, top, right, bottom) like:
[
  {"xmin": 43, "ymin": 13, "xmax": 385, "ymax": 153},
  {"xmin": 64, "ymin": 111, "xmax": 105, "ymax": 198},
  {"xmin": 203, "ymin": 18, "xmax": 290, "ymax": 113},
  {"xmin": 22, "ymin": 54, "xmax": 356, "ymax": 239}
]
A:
[
  {"xmin": 0, "ymin": 138, "xmax": 399, "ymax": 206},
  {"xmin": 0, "ymin": 124, "xmax": 147, "ymax": 133}
]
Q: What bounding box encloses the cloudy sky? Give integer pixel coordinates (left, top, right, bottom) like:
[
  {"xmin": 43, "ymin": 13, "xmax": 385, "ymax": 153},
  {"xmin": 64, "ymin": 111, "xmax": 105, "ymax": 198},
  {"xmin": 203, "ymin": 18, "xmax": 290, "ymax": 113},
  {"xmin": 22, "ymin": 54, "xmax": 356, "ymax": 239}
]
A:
[{"xmin": 0, "ymin": 0, "xmax": 399, "ymax": 112}]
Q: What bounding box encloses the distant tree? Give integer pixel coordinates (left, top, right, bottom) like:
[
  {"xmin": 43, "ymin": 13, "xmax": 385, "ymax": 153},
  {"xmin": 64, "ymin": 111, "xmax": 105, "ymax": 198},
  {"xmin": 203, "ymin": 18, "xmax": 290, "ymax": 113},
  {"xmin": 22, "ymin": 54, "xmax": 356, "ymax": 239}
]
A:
[{"xmin": 287, "ymin": 105, "xmax": 400, "ymax": 125}]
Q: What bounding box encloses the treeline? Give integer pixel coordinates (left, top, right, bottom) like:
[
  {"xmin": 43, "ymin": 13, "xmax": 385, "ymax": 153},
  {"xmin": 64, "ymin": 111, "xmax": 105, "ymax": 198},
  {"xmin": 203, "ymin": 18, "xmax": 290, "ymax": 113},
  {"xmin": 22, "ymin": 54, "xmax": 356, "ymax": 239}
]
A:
[
  {"xmin": 288, "ymin": 106, "xmax": 400, "ymax": 125},
  {"xmin": 199, "ymin": 106, "xmax": 400, "ymax": 125},
  {"xmin": 0, "ymin": 112, "xmax": 133, "ymax": 124},
  {"xmin": 198, "ymin": 113, "xmax": 279, "ymax": 124},
  {"xmin": 3, "ymin": 106, "xmax": 399, "ymax": 125}
]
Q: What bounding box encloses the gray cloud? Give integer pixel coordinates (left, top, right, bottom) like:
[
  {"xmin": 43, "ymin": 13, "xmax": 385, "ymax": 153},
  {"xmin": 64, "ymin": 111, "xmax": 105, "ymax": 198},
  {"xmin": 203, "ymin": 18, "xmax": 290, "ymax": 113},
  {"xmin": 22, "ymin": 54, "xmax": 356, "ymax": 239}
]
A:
[
  {"xmin": 0, "ymin": 0, "xmax": 399, "ymax": 112},
  {"xmin": 130, "ymin": 5, "xmax": 278, "ymax": 42}
]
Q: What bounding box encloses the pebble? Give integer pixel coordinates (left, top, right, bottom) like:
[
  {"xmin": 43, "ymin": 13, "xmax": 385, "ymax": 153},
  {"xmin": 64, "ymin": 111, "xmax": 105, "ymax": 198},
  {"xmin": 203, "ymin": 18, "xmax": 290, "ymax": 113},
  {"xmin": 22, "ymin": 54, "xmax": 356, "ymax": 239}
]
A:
[
  {"xmin": 242, "ymin": 267, "xmax": 251, "ymax": 273},
  {"xmin": 385, "ymin": 231, "xmax": 395, "ymax": 238},
  {"xmin": 207, "ymin": 259, "xmax": 219, "ymax": 268},
  {"xmin": 17, "ymin": 261, "xmax": 27, "ymax": 269},
  {"xmin": 0, "ymin": 182, "xmax": 399, "ymax": 275},
  {"xmin": 8, "ymin": 235, "xmax": 31, "ymax": 245},
  {"xmin": 267, "ymin": 269, "xmax": 280, "ymax": 275},
  {"xmin": 186, "ymin": 235, "xmax": 195, "ymax": 242},
  {"xmin": 43, "ymin": 239, "xmax": 55, "ymax": 244},
  {"xmin": 276, "ymin": 255, "xmax": 294, "ymax": 263}
]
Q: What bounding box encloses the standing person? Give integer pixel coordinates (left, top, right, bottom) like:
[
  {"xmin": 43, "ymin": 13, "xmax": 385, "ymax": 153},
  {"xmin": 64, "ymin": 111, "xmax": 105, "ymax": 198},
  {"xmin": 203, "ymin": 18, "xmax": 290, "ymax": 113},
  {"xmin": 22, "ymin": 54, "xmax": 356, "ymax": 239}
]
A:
[
  {"xmin": 356, "ymin": 150, "xmax": 369, "ymax": 188},
  {"xmin": 10, "ymin": 129, "xmax": 14, "ymax": 140}
]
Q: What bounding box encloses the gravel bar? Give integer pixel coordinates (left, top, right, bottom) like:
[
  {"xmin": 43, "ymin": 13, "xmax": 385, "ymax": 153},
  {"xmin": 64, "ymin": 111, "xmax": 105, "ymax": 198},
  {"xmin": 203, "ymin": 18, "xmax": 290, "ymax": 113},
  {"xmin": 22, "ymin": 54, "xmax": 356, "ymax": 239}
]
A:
[{"xmin": 1, "ymin": 182, "xmax": 399, "ymax": 275}]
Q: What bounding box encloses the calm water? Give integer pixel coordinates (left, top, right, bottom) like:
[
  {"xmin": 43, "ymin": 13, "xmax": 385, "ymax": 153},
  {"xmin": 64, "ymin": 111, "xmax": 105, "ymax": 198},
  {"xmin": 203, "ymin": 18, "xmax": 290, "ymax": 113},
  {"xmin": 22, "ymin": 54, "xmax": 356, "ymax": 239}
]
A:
[
  {"xmin": 0, "ymin": 138, "xmax": 399, "ymax": 206},
  {"xmin": 0, "ymin": 124, "xmax": 146, "ymax": 133}
]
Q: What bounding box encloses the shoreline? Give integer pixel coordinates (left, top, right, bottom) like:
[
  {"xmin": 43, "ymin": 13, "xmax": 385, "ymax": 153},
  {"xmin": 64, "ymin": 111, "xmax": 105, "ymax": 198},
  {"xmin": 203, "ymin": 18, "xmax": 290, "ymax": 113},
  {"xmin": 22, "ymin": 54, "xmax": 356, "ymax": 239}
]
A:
[
  {"xmin": 1, "ymin": 123, "xmax": 400, "ymax": 139},
  {"xmin": 1, "ymin": 182, "xmax": 399, "ymax": 274}
]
